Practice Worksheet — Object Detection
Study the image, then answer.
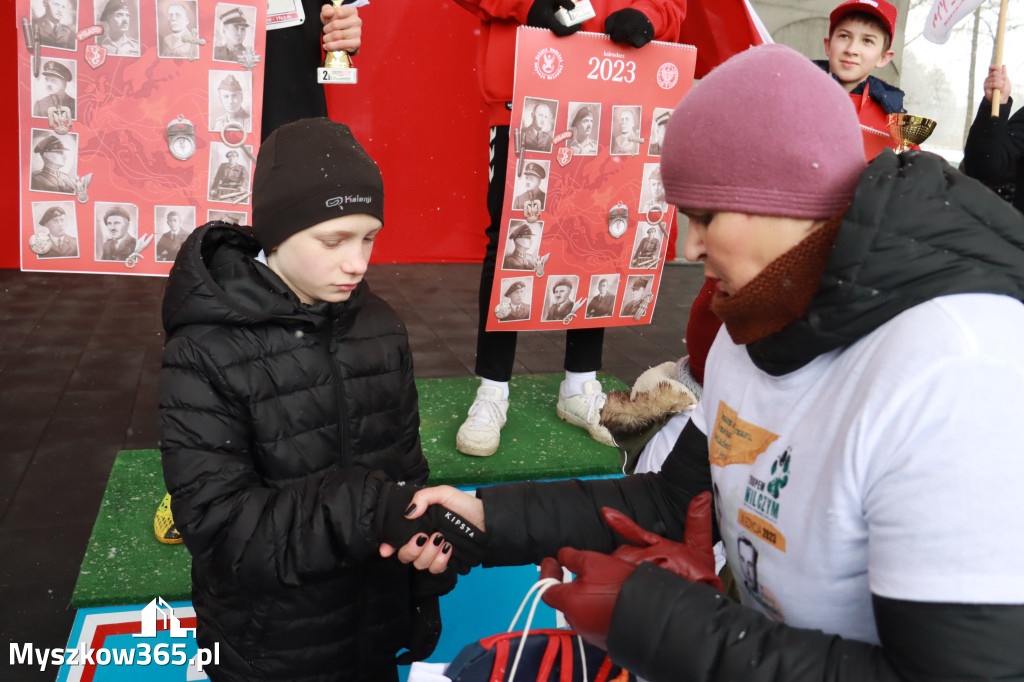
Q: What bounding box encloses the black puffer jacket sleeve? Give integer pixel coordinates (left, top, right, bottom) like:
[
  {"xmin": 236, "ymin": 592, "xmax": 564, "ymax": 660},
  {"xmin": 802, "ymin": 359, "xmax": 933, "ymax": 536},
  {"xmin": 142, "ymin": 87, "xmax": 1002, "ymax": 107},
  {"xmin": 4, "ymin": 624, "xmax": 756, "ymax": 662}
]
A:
[
  {"xmin": 608, "ymin": 563, "xmax": 1024, "ymax": 681},
  {"xmin": 161, "ymin": 334, "xmax": 397, "ymax": 592},
  {"xmin": 479, "ymin": 420, "xmax": 712, "ymax": 565},
  {"xmin": 963, "ymin": 97, "xmax": 1024, "ymax": 185}
]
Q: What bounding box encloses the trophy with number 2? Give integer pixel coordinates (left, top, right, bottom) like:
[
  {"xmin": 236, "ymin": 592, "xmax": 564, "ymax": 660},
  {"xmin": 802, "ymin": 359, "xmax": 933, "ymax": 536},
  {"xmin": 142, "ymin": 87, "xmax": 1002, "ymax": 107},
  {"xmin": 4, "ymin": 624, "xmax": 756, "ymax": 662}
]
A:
[{"xmin": 317, "ymin": 0, "xmax": 357, "ymax": 84}]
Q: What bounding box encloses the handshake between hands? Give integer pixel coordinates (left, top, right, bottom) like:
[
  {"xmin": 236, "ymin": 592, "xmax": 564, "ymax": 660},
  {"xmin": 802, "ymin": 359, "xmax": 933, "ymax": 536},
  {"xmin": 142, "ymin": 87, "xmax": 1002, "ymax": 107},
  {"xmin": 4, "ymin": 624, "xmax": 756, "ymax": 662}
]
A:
[
  {"xmin": 379, "ymin": 486, "xmax": 722, "ymax": 654},
  {"xmin": 377, "ymin": 483, "xmax": 490, "ymax": 575}
]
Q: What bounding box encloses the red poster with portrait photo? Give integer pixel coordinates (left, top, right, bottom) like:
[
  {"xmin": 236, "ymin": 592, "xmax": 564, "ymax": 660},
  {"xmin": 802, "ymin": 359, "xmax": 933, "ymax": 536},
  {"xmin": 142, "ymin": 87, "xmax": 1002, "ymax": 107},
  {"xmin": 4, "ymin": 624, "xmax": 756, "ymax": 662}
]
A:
[
  {"xmin": 17, "ymin": 0, "xmax": 266, "ymax": 276},
  {"xmin": 485, "ymin": 28, "xmax": 696, "ymax": 332}
]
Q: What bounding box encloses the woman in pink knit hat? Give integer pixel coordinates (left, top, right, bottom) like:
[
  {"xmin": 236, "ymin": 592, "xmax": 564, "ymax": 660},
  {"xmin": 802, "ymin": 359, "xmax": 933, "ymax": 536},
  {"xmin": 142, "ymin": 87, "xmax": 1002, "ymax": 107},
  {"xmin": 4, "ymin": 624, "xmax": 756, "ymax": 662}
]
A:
[{"xmin": 384, "ymin": 43, "xmax": 1024, "ymax": 680}]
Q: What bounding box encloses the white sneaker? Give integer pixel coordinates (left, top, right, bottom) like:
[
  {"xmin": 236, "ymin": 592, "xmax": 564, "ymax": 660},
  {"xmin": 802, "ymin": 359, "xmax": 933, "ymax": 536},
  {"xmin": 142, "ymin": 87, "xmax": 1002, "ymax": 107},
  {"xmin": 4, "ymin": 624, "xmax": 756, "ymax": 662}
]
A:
[
  {"xmin": 556, "ymin": 379, "xmax": 616, "ymax": 447},
  {"xmin": 456, "ymin": 386, "xmax": 509, "ymax": 457}
]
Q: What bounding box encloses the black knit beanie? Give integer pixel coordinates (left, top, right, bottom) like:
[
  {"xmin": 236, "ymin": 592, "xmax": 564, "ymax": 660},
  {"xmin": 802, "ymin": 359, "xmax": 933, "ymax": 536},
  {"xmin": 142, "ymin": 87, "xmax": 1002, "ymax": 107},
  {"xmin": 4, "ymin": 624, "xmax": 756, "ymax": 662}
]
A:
[{"xmin": 252, "ymin": 118, "xmax": 384, "ymax": 251}]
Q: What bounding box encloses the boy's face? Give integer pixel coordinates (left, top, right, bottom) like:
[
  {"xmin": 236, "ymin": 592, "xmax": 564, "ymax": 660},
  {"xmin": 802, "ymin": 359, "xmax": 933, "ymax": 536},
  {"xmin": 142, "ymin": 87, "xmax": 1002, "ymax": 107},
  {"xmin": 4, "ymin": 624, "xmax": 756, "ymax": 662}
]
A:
[
  {"xmin": 268, "ymin": 213, "xmax": 382, "ymax": 305},
  {"xmin": 824, "ymin": 17, "xmax": 894, "ymax": 93}
]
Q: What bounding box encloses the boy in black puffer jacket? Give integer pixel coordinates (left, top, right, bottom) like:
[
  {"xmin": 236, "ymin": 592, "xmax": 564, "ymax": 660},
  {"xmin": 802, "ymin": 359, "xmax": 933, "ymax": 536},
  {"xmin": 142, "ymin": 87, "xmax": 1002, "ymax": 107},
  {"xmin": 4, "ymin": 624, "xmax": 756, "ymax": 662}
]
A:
[{"xmin": 159, "ymin": 118, "xmax": 450, "ymax": 681}]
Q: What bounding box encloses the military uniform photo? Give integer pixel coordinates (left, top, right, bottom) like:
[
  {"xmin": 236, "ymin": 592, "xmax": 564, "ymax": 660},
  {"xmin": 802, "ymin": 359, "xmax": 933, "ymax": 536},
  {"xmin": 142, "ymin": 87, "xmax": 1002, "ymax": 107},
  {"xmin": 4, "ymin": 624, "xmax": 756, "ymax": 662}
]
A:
[
  {"xmin": 34, "ymin": 0, "xmax": 77, "ymax": 50},
  {"xmin": 511, "ymin": 161, "xmax": 548, "ymax": 212},
  {"xmin": 34, "ymin": 204, "xmax": 80, "ymax": 258},
  {"xmin": 209, "ymin": 147, "xmax": 250, "ymax": 202},
  {"xmin": 95, "ymin": 0, "xmax": 141, "ymax": 57},
  {"xmin": 96, "ymin": 204, "xmax": 138, "ymax": 262},
  {"xmin": 30, "ymin": 133, "xmax": 77, "ymax": 194},
  {"xmin": 213, "ymin": 5, "xmax": 254, "ymax": 63},
  {"xmin": 32, "ymin": 60, "xmax": 76, "ymax": 119},
  {"xmin": 210, "ymin": 72, "xmax": 252, "ymax": 132}
]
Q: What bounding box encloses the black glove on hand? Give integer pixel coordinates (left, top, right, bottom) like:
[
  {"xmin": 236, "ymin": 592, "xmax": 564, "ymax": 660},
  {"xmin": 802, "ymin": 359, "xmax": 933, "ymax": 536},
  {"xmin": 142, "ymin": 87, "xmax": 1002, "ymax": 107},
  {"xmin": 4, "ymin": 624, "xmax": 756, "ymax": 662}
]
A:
[
  {"xmin": 396, "ymin": 595, "xmax": 443, "ymax": 666},
  {"xmin": 376, "ymin": 482, "xmax": 489, "ymax": 574},
  {"xmin": 604, "ymin": 8, "xmax": 655, "ymax": 48},
  {"xmin": 527, "ymin": 0, "xmax": 584, "ymax": 37}
]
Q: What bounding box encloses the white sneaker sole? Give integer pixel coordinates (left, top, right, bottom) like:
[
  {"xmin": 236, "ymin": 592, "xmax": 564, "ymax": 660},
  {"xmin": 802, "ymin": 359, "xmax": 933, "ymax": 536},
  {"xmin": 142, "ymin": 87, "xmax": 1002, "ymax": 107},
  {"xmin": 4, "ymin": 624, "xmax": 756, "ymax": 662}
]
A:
[
  {"xmin": 557, "ymin": 404, "xmax": 616, "ymax": 447},
  {"xmin": 456, "ymin": 433, "xmax": 499, "ymax": 457}
]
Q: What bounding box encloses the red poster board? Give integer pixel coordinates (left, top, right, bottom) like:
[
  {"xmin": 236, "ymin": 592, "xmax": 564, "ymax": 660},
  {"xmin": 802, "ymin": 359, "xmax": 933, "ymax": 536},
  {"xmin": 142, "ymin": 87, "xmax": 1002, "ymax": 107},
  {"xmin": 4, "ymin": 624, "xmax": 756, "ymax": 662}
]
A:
[
  {"xmin": 486, "ymin": 28, "xmax": 695, "ymax": 332},
  {"xmin": 17, "ymin": 0, "xmax": 266, "ymax": 275}
]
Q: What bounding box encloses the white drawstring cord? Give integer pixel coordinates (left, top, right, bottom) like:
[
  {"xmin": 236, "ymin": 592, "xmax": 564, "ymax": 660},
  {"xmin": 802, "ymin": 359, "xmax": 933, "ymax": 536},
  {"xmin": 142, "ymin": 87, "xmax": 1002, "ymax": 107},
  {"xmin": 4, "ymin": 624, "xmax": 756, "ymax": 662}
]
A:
[{"xmin": 507, "ymin": 577, "xmax": 588, "ymax": 682}]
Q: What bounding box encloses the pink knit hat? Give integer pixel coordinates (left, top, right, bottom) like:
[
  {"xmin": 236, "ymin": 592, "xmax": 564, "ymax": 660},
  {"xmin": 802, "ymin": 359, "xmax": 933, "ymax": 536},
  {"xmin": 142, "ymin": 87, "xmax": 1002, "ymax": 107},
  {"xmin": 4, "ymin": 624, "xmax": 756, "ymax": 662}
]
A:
[{"xmin": 660, "ymin": 43, "xmax": 866, "ymax": 219}]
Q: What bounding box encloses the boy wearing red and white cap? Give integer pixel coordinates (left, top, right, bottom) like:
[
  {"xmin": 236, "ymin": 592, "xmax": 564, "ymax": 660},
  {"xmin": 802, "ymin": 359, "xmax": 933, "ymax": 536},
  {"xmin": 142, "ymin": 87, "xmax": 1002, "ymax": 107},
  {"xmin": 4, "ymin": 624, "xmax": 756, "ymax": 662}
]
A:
[{"xmin": 817, "ymin": 0, "xmax": 907, "ymax": 151}]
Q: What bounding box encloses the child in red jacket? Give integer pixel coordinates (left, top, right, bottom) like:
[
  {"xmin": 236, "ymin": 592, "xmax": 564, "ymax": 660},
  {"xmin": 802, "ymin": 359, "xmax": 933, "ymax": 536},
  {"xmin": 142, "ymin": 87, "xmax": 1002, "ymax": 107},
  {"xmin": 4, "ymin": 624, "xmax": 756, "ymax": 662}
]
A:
[{"xmin": 816, "ymin": 0, "xmax": 909, "ymax": 158}]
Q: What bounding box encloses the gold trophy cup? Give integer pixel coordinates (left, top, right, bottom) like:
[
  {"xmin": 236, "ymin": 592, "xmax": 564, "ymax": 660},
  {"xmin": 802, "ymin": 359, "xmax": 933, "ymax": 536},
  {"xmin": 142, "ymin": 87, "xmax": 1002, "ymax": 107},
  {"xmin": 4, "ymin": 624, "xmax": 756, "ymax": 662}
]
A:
[
  {"xmin": 317, "ymin": 0, "xmax": 357, "ymax": 84},
  {"xmin": 886, "ymin": 113, "xmax": 936, "ymax": 154}
]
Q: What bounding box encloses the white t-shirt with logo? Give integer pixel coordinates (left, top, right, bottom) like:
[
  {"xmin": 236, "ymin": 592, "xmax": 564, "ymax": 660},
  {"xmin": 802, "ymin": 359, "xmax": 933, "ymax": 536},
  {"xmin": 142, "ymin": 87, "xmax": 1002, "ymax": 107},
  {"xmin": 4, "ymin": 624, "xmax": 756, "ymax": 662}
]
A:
[{"xmin": 691, "ymin": 293, "xmax": 1024, "ymax": 644}]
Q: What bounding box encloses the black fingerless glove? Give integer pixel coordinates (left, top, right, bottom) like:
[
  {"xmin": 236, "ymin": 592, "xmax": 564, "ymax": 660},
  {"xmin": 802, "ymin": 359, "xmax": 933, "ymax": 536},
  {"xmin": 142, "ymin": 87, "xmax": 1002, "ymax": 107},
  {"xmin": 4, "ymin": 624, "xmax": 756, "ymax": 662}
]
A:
[
  {"xmin": 527, "ymin": 0, "xmax": 584, "ymax": 37},
  {"xmin": 604, "ymin": 8, "xmax": 655, "ymax": 48},
  {"xmin": 376, "ymin": 482, "xmax": 490, "ymax": 574},
  {"xmin": 396, "ymin": 594, "xmax": 443, "ymax": 665},
  {"xmin": 394, "ymin": 555, "xmax": 458, "ymax": 664}
]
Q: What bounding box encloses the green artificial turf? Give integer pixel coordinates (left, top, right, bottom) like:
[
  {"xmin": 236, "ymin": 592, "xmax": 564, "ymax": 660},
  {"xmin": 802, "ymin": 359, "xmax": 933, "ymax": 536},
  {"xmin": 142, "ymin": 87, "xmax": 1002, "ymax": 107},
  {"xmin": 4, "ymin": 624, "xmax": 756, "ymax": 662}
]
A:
[{"xmin": 71, "ymin": 373, "xmax": 626, "ymax": 608}]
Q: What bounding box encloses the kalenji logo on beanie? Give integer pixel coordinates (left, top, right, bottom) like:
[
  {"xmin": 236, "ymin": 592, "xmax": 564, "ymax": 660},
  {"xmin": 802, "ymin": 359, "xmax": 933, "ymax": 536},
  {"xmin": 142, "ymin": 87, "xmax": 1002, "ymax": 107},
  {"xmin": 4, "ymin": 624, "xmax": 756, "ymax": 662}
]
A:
[{"xmin": 326, "ymin": 195, "xmax": 373, "ymax": 208}]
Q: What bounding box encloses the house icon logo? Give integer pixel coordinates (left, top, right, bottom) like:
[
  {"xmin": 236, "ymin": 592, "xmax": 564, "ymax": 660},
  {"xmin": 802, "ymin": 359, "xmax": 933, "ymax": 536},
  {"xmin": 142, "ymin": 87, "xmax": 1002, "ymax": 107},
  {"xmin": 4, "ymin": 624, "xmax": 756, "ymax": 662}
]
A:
[{"xmin": 134, "ymin": 597, "xmax": 197, "ymax": 638}]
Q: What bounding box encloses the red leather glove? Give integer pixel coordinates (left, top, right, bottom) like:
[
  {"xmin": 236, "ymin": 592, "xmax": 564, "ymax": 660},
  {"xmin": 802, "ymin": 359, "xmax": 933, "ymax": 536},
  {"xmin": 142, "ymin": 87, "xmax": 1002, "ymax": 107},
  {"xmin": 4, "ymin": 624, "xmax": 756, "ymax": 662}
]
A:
[
  {"xmin": 602, "ymin": 492, "xmax": 724, "ymax": 592},
  {"xmin": 539, "ymin": 550, "xmax": 636, "ymax": 651}
]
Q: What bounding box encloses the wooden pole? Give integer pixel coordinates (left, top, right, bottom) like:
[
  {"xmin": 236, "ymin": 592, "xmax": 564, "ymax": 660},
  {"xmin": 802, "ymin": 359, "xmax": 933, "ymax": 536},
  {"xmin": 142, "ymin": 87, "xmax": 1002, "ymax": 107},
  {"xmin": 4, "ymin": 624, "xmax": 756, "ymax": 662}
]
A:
[{"xmin": 991, "ymin": 0, "xmax": 1009, "ymax": 117}]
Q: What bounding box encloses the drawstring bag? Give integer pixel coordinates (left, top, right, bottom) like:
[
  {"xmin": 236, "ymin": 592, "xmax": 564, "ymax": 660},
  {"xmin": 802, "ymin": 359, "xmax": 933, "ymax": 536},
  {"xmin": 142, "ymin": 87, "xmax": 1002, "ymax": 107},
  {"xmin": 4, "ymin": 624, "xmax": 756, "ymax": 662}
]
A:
[{"xmin": 444, "ymin": 578, "xmax": 634, "ymax": 682}]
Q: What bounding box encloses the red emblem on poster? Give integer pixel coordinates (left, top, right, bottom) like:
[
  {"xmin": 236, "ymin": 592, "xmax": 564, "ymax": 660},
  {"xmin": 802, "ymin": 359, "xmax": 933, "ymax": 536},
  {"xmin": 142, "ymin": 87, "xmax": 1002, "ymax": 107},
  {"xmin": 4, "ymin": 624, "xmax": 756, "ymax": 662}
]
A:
[{"xmin": 486, "ymin": 28, "xmax": 696, "ymax": 332}]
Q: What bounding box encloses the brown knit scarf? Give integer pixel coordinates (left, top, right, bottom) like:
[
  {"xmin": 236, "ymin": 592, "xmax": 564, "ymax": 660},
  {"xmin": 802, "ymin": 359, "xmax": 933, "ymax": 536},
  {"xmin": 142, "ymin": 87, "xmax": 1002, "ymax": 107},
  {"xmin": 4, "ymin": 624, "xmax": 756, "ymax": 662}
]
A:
[{"xmin": 711, "ymin": 215, "xmax": 842, "ymax": 345}]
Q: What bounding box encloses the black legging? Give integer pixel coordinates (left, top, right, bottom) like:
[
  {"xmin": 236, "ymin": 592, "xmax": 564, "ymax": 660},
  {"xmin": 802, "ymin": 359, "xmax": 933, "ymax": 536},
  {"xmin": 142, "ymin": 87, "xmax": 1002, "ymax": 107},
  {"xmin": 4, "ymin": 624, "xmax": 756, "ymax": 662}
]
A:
[{"xmin": 474, "ymin": 126, "xmax": 604, "ymax": 382}]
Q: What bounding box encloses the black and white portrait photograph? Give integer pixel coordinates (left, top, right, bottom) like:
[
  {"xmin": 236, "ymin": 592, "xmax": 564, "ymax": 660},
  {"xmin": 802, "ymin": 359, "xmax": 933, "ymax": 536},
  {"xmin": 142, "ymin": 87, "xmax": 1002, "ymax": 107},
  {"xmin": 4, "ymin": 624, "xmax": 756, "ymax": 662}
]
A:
[
  {"xmin": 208, "ymin": 209, "xmax": 247, "ymax": 225},
  {"xmin": 94, "ymin": 202, "xmax": 140, "ymax": 262},
  {"xmin": 521, "ymin": 97, "xmax": 558, "ymax": 153},
  {"xmin": 566, "ymin": 102, "xmax": 600, "ymax": 156},
  {"xmin": 209, "ymin": 70, "xmax": 253, "ymax": 133},
  {"xmin": 511, "ymin": 161, "xmax": 549, "ymax": 213},
  {"xmin": 501, "ymin": 220, "xmax": 544, "ymax": 271},
  {"xmin": 585, "ymin": 274, "xmax": 618, "ymax": 319},
  {"xmin": 639, "ymin": 163, "xmax": 668, "ymax": 215},
  {"xmin": 208, "ymin": 142, "xmax": 252, "ymax": 203},
  {"xmin": 95, "ymin": 0, "xmax": 141, "ymax": 56},
  {"xmin": 620, "ymin": 275, "xmax": 652, "ymax": 317},
  {"xmin": 30, "ymin": 201, "xmax": 79, "ymax": 259},
  {"xmin": 494, "ymin": 277, "xmax": 533, "ymax": 323},
  {"xmin": 542, "ymin": 275, "xmax": 579, "ymax": 323},
  {"xmin": 155, "ymin": 205, "xmax": 196, "ymax": 262},
  {"xmin": 648, "ymin": 108, "xmax": 671, "ymax": 156},
  {"xmin": 33, "ymin": 0, "xmax": 78, "ymax": 50},
  {"xmin": 212, "ymin": 3, "xmax": 256, "ymax": 63},
  {"xmin": 610, "ymin": 105, "xmax": 643, "ymax": 156},
  {"xmin": 32, "ymin": 59, "xmax": 77, "ymax": 119},
  {"xmin": 29, "ymin": 129, "xmax": 78, "ymax": 195},
  {"xmin": 630, "ymin": 223, "xmax": 663, "ymax": 269},
  {"xmin": 157, "ymin": 0, "xmax": 200, "ymax": 59}
]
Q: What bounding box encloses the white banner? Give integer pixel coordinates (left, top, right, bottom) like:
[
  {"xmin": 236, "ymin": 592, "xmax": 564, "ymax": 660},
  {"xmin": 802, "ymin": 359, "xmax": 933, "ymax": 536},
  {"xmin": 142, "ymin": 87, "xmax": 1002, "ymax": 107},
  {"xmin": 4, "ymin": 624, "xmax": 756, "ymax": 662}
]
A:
[{"xmin": 923, "ymin": 0, "xmax": 987, "ymax": 44}]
